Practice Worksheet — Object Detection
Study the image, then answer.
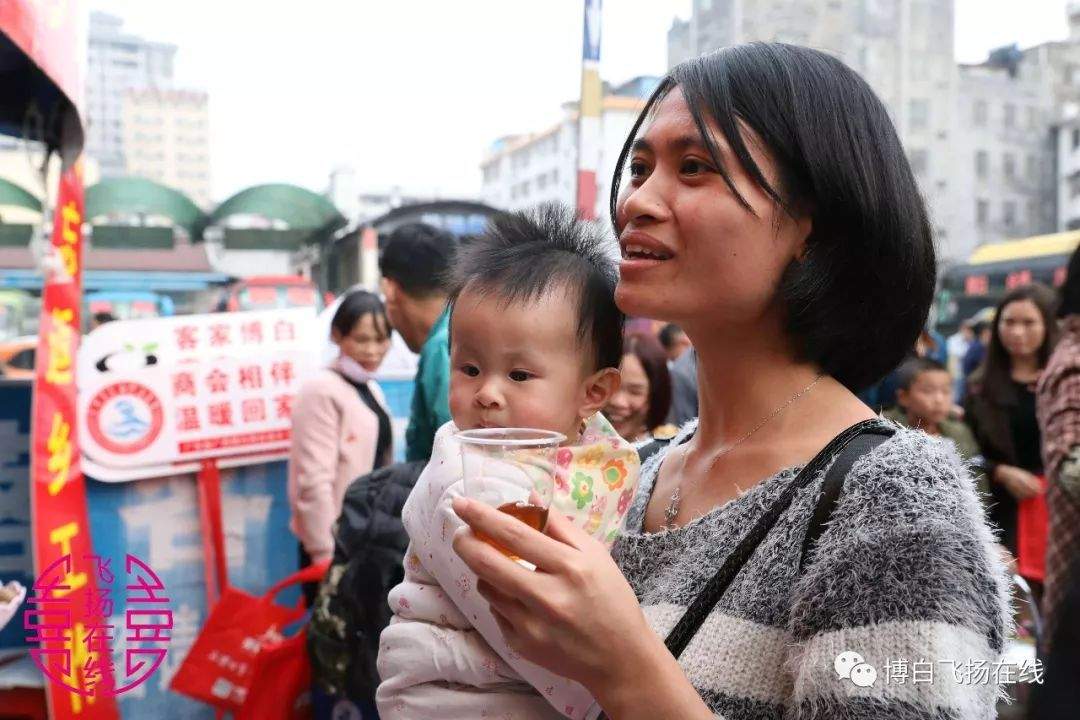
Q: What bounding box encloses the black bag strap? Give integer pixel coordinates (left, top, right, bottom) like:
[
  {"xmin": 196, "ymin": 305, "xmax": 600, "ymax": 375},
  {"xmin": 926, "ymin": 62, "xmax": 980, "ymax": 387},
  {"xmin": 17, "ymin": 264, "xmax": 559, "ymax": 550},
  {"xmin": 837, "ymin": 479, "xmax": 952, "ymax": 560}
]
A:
[
  {"xmin": 661, "ymin": 419, "xmax": 893, "ymax": 660},
  {"xmin": 797, "ymin": 429, "xmax": 892, "ymax": 572},
  {"xmin": 637, "ymin": 437, "xmax": 673, "ymax": 466}
]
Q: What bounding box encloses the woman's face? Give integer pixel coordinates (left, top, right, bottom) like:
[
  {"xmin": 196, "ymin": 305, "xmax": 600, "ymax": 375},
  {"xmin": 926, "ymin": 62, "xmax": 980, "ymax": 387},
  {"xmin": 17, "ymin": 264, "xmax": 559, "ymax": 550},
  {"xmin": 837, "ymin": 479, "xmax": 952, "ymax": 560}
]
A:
[
  {"xmin": 614, "ymin": 88, "xmax": 810, "ymax": 329},
  {"xmin": 335, "ymin": 313, "xmax": 391, "ymax": 372},
  {"xmin": 997, "ymin": 299, "xmax": 1046, "ymax": 363},
  {"xmin": 605, "ymin": 352, "xmax": 650, "ymax": 439}
]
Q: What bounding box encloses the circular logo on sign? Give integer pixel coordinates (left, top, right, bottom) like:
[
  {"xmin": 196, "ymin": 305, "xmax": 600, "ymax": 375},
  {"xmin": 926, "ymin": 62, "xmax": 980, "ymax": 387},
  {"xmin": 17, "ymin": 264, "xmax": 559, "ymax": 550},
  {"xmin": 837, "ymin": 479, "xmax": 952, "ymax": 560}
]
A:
[{"xmin": 86, "ymin": 382, "xmax": 164, "ymax": 455}]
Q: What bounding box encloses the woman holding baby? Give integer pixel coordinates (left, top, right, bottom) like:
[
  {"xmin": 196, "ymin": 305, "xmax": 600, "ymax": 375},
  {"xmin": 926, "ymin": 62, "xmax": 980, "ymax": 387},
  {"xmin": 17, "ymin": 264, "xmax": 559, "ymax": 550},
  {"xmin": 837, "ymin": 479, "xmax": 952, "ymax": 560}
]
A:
[{"xmin": 450, "ymin": 43, "xmax": 1011, "ymax": 719}]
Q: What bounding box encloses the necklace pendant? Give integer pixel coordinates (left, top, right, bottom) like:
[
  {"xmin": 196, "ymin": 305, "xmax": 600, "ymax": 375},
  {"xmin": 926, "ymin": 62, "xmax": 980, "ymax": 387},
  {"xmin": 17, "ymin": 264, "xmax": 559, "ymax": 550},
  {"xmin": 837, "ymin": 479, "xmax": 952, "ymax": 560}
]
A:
[{"xmin": 665, "ymin": 487, "xmax": 681, "ymax": 528}]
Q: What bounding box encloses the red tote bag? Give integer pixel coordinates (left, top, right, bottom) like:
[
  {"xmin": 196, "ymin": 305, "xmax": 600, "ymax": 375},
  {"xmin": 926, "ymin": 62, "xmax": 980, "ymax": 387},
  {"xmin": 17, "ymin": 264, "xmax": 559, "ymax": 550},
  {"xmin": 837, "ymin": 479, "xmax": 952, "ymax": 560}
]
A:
[
  {"xmin": 1016, "ymin": 475, "xmax": 1048, "ymax": 583},
  {"xmin": 236, "ymin": 624, "xmax": 314, "ymax": 720},
  {"xmin": 170, "ymin": 561, "xmax": 329, "ymax": 713}
]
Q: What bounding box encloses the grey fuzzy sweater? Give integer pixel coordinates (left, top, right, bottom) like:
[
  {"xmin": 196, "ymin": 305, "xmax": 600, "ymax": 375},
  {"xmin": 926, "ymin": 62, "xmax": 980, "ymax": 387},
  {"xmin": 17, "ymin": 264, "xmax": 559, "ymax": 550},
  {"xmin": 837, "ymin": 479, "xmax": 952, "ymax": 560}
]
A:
[{"xmin": 612, "ymin": 421, "xmax": 1012, "ymax": 719}]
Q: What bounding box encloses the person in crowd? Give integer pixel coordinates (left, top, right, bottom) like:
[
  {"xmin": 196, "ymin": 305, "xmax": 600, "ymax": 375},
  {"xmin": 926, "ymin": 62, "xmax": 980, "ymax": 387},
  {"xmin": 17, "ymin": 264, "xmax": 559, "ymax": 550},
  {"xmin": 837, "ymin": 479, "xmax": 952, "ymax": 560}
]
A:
[
  {"xmin": 379, "ymin": 223, "xmax": 457, "ymax": 462},
  {"xmin": 289, "ymin": 290, "xmax": 393, "ymax": 594},
  {"xmin": 962, "ymin": 309, "xmax": 995, "ymax": 381},
  {"xmin": 884, "ymin": 357, "xmax": 986, "ymax": 494},
  {"xmin": 947, "ymin": 319, "xmax": 975, "ymax": 400},
  {"xmin": 604, "ymin": 331, "xmax": 675, "ymax": 444},
  {"xmin": 965, "ymin": 283, "xmax": 1058, "ymax": 558},
  {"xmin": 658, "ymin": 322, "xmax": 692, "ymax": 363},
  {"xmin": 666, "ymin": 344, "xmax": 699, "ymax": 427},
  {"xmin": 307, "ymin": 227, "xmax": 456, "ymax": 718},
  {"xmin": 378, "ymin": 204, "xmax": 639, "ymax": 719},
  {"xmin": 1033, "ymin": 245, "xmax": 1080, "ymax": 710},
  {"xmin": 659, "ymin": 323, "xmax": 700, "ymax": 427},
  {"xmin": 449, "ymin": 43, "xmax": 1009, "ymax": 719}
]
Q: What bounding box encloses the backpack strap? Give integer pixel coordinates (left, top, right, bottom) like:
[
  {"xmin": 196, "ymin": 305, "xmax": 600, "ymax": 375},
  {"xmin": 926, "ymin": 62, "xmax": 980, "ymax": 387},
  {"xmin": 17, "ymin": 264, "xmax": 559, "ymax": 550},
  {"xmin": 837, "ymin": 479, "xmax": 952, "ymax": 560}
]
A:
[{"xmin": 797, "ymin": 427, "xmax": 894, "ymax": 573}]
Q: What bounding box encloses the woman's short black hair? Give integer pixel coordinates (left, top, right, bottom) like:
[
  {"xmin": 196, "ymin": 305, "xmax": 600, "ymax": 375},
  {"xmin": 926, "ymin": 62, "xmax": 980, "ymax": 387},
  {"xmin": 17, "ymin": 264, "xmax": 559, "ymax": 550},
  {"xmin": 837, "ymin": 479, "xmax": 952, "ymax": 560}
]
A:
[
  {"xmin": 973, "ymin": 283, "xmax": 1059, "ymax": 405},
  {"xmin": 447, "ymin": 203, "xmax": 624, "ymax": 372},
  {"xmin": 331, "ymin": 289, "xmax": 391, "ymax": 340},
  {"xmin": 1059, "ymin": 244, "xmax": 1080, "ymax": 318},
  {"xmin": 610, "ymin": 43, "xmax": 936, "ymax": 392},
  {"xmin": 623, "ymin": 331, "xmax": 672, "ymax": 432}
]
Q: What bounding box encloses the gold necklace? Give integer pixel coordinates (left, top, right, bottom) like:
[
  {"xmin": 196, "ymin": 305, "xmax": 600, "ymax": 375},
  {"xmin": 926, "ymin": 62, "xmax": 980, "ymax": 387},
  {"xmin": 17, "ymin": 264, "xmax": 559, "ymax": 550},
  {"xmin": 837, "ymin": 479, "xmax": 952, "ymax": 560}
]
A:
[{"xmin": 664, "ymin": 374, "xmax": 824, "ymax": 528}]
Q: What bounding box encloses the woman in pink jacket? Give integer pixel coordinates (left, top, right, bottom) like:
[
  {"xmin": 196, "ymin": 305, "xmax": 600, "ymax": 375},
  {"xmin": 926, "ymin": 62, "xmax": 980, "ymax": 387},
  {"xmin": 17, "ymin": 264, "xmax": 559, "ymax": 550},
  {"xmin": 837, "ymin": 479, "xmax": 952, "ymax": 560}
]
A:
[{"xmin": 289, "ymin": 290, "xmax": 393, "ymax": 602}]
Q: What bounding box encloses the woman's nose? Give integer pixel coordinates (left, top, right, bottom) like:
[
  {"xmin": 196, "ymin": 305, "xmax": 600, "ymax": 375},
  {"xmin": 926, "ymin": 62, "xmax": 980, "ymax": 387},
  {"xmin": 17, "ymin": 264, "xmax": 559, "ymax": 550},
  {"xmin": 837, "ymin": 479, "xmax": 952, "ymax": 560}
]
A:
[{"xmin": 618, "ymin": 177, "xmax": 671, "ymax": 228}]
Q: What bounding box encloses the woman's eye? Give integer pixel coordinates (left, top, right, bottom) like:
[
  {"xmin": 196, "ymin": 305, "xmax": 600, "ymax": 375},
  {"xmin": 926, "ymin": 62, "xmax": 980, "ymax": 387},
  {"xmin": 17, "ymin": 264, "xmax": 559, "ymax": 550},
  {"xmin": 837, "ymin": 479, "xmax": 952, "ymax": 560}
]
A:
[
  {"xmin": 628, "ymin": 160, "xmax": 649, "ymax": 180},
  {"xmin": 460, "ymin": 365, "xmax": 480, "ymax": 377},
  {"xmin": 509, "ymin": 370, "xmax": 531, "ymax": 382},
  {"xmin": 680, "ymin": 158, "xmax": 711, "ymax": 175}
]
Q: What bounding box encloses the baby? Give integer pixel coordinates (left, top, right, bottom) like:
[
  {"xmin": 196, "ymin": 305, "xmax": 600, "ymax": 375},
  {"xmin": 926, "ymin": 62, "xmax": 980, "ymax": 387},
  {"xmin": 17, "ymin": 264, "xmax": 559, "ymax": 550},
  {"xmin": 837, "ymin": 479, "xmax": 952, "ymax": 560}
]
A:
[{"xmin": 376, "ymin": 204, "xmax": 641, "ymax": 720}]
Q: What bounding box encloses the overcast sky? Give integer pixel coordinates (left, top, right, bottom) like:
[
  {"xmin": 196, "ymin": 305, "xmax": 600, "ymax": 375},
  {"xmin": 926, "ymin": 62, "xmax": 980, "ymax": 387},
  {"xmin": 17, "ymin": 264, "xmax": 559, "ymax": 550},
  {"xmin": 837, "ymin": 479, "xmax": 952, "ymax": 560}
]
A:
[{"xmin": 87, "ymin": 0, "xmax": 1073, "ymax": 204}]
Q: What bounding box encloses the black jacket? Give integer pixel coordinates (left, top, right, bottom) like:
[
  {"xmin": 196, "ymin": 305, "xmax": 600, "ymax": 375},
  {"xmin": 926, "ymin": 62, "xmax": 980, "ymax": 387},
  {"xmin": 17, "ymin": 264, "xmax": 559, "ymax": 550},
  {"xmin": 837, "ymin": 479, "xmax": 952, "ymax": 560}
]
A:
[{"xmin": 308, "ymin": 459, "xmax": 424, "ymax": 702}]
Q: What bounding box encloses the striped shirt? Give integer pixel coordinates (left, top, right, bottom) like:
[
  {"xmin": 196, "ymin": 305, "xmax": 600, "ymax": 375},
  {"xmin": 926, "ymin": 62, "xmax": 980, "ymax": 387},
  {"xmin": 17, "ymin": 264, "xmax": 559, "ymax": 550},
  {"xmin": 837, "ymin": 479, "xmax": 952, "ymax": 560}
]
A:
[{"xmin": 612, "ymin": 421, "xmax": 1011, "ymax": 719}]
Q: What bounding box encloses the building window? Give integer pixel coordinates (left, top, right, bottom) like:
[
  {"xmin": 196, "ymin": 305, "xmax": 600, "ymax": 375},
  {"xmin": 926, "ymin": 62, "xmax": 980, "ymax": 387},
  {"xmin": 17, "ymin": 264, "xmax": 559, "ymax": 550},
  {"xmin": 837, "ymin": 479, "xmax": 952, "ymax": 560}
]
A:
[
  {"xmin": 1003, "ymin": 153, "xmax": 1015, "ymax": 179},
  {"xmin": 976, "ymin": 199, "xmax": 989, "ymax": 224},
  {"xmin": 1004, "ymin": 103, "xmax": 1016, "ymax": 128},
  {"xmin": 908, "ymin": 148, "xmax": 928, "ymax": 175},
  {"xmin": 1004, "ymin": 201, "xmax": 1016, "ymax": 226},
  {"xmin": 909, "ymin": 99, "xmax": 929, "ymax": 130},
  {"xmin": 1028, "ymin": 107, "xmax": 1038, "ymax": 129},
  {"xmin": 1027, "ymin": 200, "xmax": 1039, "ymax": 228},
  {"xmin": 973, "ymin": 100, "xmax": 988, "ymax": 126},
  {"xmin": 1073, "ymin": 128, "xmax": 1080, "ymax": 150},
  {"xmin": 1069, "ymin": 171, "xmax": 1080, "ymax": 198},
  {"xmin": 975, "ymin": 150, "xmax": 988, "ymax": 179},
  {"xmin": 1026, "ymin": 155, "xmax": 1037, "ymax": 183}
]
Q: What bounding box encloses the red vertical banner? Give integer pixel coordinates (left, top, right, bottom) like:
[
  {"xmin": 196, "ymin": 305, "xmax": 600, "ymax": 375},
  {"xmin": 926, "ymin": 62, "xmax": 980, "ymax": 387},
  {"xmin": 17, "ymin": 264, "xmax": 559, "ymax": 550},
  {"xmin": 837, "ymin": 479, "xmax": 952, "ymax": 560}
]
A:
[{"xmin": 29, "ymin": 162, "xmax": 121, "ymax": 720}]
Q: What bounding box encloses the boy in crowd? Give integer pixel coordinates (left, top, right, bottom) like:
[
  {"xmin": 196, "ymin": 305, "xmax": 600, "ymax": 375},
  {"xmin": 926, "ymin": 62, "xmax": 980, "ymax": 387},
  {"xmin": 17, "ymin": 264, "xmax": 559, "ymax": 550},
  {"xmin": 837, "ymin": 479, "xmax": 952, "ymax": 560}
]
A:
[{"xmin": 885, "ymin": 357, "xmax": 988, "ymax": 495}]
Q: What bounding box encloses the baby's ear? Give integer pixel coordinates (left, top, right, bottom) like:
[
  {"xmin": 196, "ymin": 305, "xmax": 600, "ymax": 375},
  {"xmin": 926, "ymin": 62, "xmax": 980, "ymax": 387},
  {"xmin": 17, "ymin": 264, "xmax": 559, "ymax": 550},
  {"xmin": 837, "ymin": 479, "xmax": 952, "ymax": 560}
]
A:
[{"xmin": 580, "ymin": 367, "xmax": 621, "ymax": 418}]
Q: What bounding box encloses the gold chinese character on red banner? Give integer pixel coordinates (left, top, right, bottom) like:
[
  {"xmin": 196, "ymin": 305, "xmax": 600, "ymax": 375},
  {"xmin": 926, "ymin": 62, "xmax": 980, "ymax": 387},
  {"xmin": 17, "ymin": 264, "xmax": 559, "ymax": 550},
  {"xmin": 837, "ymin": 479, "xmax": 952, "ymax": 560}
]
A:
[
  {"xmin": 59, "ymin": 201, "xmax": 80, "ymax": 278},
  {"xmin": 45, "ymin": 307, "xmax": 75, "ymax": 386},
  {"xmin": 47, "ymin": 412, "xmax": 72, "ymax": 496}
]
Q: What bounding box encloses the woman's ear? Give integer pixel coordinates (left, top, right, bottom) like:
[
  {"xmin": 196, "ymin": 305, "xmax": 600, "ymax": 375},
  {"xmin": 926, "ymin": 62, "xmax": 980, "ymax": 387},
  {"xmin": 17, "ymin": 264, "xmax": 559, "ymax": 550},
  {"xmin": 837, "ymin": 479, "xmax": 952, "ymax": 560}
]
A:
[
  {"xmin": 330, "ymin": 327, "xmax": 342, "ymax": 344},
  {"xmin": 579, "ymin": 367, "xmax": 621, "ymax": 420}
]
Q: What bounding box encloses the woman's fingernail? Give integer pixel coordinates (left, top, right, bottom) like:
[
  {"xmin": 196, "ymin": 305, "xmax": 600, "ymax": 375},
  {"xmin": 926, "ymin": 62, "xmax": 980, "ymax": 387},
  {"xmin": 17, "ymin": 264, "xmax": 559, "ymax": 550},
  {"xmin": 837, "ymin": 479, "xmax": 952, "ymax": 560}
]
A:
[{"xmin": 452, "ymin": 497, "xmax": 471, "ymax": 514}]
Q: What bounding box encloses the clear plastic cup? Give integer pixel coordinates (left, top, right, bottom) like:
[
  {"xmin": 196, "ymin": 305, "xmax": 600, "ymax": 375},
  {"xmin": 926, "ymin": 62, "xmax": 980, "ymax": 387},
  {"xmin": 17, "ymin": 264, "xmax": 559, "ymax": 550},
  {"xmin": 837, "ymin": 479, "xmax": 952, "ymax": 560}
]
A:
[{"xmin": 455, "ymin": 428, "xmax": 565, "ymax": 554}]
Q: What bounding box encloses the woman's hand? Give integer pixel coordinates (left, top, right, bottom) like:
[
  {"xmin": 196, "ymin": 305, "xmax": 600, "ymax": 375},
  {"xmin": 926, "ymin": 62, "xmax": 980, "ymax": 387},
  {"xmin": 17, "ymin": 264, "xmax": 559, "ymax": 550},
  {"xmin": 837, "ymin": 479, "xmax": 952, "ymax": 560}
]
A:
[
  {"xmin": 451, "ymin": 497, "xmax": 656, "ymax": 692},
  {"xmin": 993, "ymin": 464, "xmax": 1043, "ymax": 501}
]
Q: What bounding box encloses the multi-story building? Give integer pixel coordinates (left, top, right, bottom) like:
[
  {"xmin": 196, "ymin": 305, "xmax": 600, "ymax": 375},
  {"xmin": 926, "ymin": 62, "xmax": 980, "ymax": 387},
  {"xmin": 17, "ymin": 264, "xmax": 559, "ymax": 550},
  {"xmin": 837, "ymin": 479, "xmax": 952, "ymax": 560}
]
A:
[
  {"xmin": 1056, "ymin": 112, "xmax": 1080, "ymax": 230},
  {"xmin": 667, "ymin": 0, "xmax": 962, "ymax": 257},
  {"xmin": 954, "ymin": 49, "xmax": 1057, "ymax": 252},
  {"xmin": 86, "ymin": 12, "xmax": 176, "ymax": 178},
  {"xmin": 479, "ymin": 76, "xmax": 658, "ymax": 217},
  {"xmin": 122, "ymin": 89, "xmax": 212, "ymax": 207}
]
